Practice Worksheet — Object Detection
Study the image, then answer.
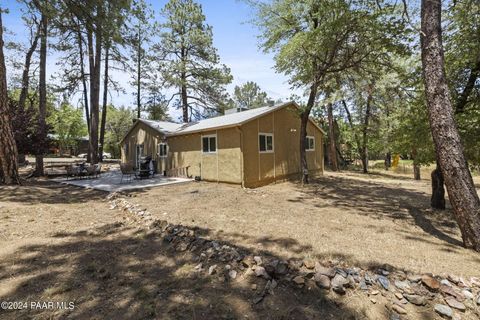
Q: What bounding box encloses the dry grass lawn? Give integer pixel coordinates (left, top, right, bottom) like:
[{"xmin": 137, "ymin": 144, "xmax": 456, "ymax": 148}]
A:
[
  {"xmin": 138, "ymin": 171, "xmax": 480, "ymax": 278},
  {"xmin": 0, "ymin": 171, "xmax": 479, "ymax": 319}
]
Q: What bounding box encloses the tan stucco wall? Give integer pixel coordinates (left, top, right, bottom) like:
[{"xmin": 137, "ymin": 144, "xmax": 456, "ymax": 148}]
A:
[
  {"xmin": 242, "ymin": 105, "xmax": 324, "ymax": 188},
  {"xmin": 121, "ymin": 104, "xmax": 323, "ymax": 187},
  {"xmin": 167, "ymin": 127, "xmax": 243, "ymax": 184}
]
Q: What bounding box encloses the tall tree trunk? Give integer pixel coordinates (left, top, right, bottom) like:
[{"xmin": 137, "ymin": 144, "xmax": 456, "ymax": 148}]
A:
[
  {"xmin": 0, "ymin": 10, "xmax": 20, "ymax": 185},
  {"xmin": 180, "ymin": 43, "xmax": 189, "ymax": 123},
  {"xmin": 87, "ymin": 14, "xmax": 102, "ymax": 164},
  {"xmin": 136, "ymin": 26, "xmax": 141, "ymax": 119},
  {"xmin": 300, "ymin": 83, "xmax": 318, "ymax": 185},
  {"xmin": 421, "ymin": 0, "xmax": 480, "ymax": 250},
  {"xmin": 19, "ymin": 25, "xmax": 40, "ymax": 111},
  {"xmin": 360, "ymin": 90, "xmax": 372, "ymax": 174},
  {"xmin": 411, "ymin": 148, "xmax": 420, "ymax": 180},
  {"xmin": 181, "ymin": 82, "xmax": 188, "ymax": 123},
  {"xmin": 341, "ymin": 99, "xmax": 362, "ymax": 164},
  {"xmin": 77, "ymin": 28, "xmax": 90, "ymax": 133},
  {"xmin": 99, "ymin": 44, "xmax": 110, "ymax": 162},
  {"xmin": 327, "ymin": 101, "xmax": 338, "ymax": 171},
  {"xmin": 431, "ymin": 164, "xmax": 445, "ymax": 209},
  {"xmin": 35, "ymin": 12, "xmax": 47, "ymax": 176}
]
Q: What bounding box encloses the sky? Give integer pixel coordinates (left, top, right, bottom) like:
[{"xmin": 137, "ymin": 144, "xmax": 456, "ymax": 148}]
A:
[{"xmin": 2, "ymin": 0, "xmax": 298, "ymax": 120}]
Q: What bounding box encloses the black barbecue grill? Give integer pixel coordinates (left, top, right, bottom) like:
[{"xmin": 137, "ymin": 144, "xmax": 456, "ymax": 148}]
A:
[{"xmin": 137, "ymin": 156, "xmax": 154, "ymax": 178}]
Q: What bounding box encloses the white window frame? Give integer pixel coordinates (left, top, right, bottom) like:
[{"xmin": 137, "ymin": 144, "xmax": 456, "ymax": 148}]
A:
[
  {"xmin": 201, "ymin": 134, "xmax": 217, "ymax": 154},
  {"xmin": 305, "ymin": 136, "xmax": 315, "ymax": 151},
  {"xmin": 157, "ymin": 142, "xmax": 168, "ymax": 158},
  {"xmin": 258, "ymin": 133, "xmax": 274, "ymax": 153}
]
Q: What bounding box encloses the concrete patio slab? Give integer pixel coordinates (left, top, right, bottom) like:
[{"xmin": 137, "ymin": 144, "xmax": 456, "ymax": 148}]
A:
[{"xmin": 52, "ymin": 169, "xmax": 192, "ymax": 192}]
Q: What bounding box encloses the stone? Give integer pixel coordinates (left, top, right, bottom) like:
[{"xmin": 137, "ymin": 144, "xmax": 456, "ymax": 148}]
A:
[
  {"xmin": 392, "ymin": 304, "xmax": 407, "ymax": 315},
  {"xmin": 305, "ymin": 279, "xmax": 318, "ymax": 290},
  {"xmin": 229, "ymin": 270, "xmax": 237, "ymax": 279},
  {"xmin": 407, "ymin": 274, "xmax": 422, "ymax": 282},
  {"xmin": 333, "ymin": 285, "xmax": 346, "ymax": 294},
  {"xmin": 252, "ymin": 296, "xmax": 264, "ymax": 304},
  {"xmin": 422, "ymin": 275, "xmax": 440, "ymax": 291},
  {"xmin": 434, "ymin": 304, "xmax": 453, "ymax": 318},
  {"xmin": 251, "ymin": 284, "xmax": 257, "ymax": 290},
  {"xmin": 254, "ymin": 256, "xmax": 263, "ymax": 265},
  {"xmin": 452, "ymin": 313, "xmax": 461, "ymax": 320},
  {"xmin": 377, "ymin": 275, "xmax": 390, "ymax": 290},
  {"xmin": 293, "ymin": 276, "xmax": 305, "ymax": 285},
  {"xmin": 287, "ymin": 259, "xmax": 302, "ymax": 271},
  {"xmin": 254, "ymin": 266, "xmax": 270, "ymax": 279},
  {"xmin": 364, "ymin": 273, "xmax": 375, "ymax": 285},
  {"xmin": 440, "ymin": 285, "xmax": 465, "ymax": 302},
  {"xmin": 335, "ymin": 268, "xmax": 348, "ymax": 278},
  {"xmin": 315, "ymin": 264, "xmax": 336, "ymax": 278},
  {"xmin": 441, "ymin": 279, "xmax": 452, "ymax": 287},
  {"xmin": 303, "ymin": 259, "xmax": 316, "ymax": 269},
  {"xmin": 461, "ymin": 289, "xmax": 473, "ymax": 300},
  {"xmin": 208, "ymin": 265, "xmax": 217, "ymax": 275},
  {"xmin": 394, "ymin": 280, "xmax": 411, "ymax": 291},
  {"xmin": 379, "ymin": 269, "xmax": 390, "ymax": 276},
  {"xmin": 394, "ymin": 292, "xmax": 403, "ymax": 300},
  {"xmin": 445, "ymin": 297, "xmax": 466, "ymax": 311},
  {"xmin": 346, "ymin": 275, "xmax": 355, "ymax": 288},
  {"xmin": 370, "ymin": 290, "xmax": 380, "ymax": 295},
  {"xmin": 274, "ymin": 261, "xmax": 289, "ymax": 275},
  {"xmin": 470, "ymin": 276, "xmax": 480, "ymax": 287},
  {"xmin": 331, "ymin": 274, "xmax": 349, "ymax": 289},
  {"xmin": 404, "ymin": 294, "xmax": 427, "ymax": 306},
  {"xmin": 194, "ymin": 263, "xmax": 203, "ymax": 271},
  {"xmin": 390, "ymin": 313, "xmax": 401, "ymax": 320},
  {"xmin": 314, "ymin": 274, "xmax": 331, "ymax": 289},
  {"xmin": 448, "ymin": 274, "xmax": 460, "ymax": 284},
  {"xmin": 359, "ymin": 280, "xmax": 368, "ymax": 290},
  {"xmin": 477, "ymin": 294, "xmax": 480, "ymax": 305},
  {"xmin": 241, "ymin": 256, "xmax": 255, "ymax": 268},
  {"xmin": 458, "ymin": 277, "xmax": 470, "ymax": 288},
  {"xmin": 264, "ymin": 280, "xmax": 276, "ymax": 294},
  {"xmin": 370, "ymin": 298, "xmax": 377, "ymax": 304}
]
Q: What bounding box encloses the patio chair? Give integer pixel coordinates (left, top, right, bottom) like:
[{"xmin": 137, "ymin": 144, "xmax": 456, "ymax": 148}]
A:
[
  {"xmin": 65, "ymin": 165, "xmax": 81, "ymax": 180},
  {"xmin": 120, "ymin": 163, "xmax": 135, "ymax": 183}
]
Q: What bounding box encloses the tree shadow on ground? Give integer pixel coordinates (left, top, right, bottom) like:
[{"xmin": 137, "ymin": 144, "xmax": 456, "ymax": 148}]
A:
[
  {"xmin": 0, "ymin": 222, "xmax": 402, "ymax": 320},
  {"xmin": 296, "ymin": 175, "xmax": 463, "ymax": 249},
  {"xmin": 0, "ymin": 179, "xmax": 107, "ymax": 205}
]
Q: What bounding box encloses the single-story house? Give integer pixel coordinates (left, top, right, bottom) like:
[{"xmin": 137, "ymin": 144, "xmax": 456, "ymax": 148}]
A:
[{"xmin": 120, "ymin": 101, "xmax": 325, "ymax": 188}]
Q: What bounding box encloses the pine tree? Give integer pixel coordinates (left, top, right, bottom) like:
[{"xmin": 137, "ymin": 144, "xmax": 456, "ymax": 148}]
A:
[
  {"xmin": 158, "ymin": 0, "xmax": 232, "ymax": 122},
  {"xmin": 233, "ymin": 81, "xmax": 269, "ymax": 110},
  {"xmin": 0, "ymin": 9, "xmax": 20, "ymax": 184}
]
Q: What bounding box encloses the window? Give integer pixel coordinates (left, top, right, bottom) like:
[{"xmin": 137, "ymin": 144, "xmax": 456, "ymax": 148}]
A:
[
  {"xmin": 305, "ymin": 136, "xmax": 315, "ymax": 151},
  {"xmin": 124, "ymin": 142, "xmax": 129, "ymax": 155},
  {"xmin": 158, "ymin": 143, "xmax": 168, "ymax": 158},
  {"xmin": 259, "ymin": 133, "xmax": 274, "ymax": 153},
  {"xmin": 202, "ymin": 135, "xmax": 217, "ymax": 153}
]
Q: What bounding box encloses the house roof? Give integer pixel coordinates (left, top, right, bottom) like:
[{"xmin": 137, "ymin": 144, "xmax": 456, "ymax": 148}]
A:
[
  {"xmin": 121, "ymin": 101, "xmax": 325, "ymax": 143},
  {"xmin": 139, "ymin": 119, "xmax": 184, "ymax": 134}
]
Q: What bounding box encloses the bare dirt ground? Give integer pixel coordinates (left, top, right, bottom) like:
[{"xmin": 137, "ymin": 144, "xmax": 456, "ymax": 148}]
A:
[{"xmin": 0, "ymin": 171, "xmax": 479, "ymax": 319}]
